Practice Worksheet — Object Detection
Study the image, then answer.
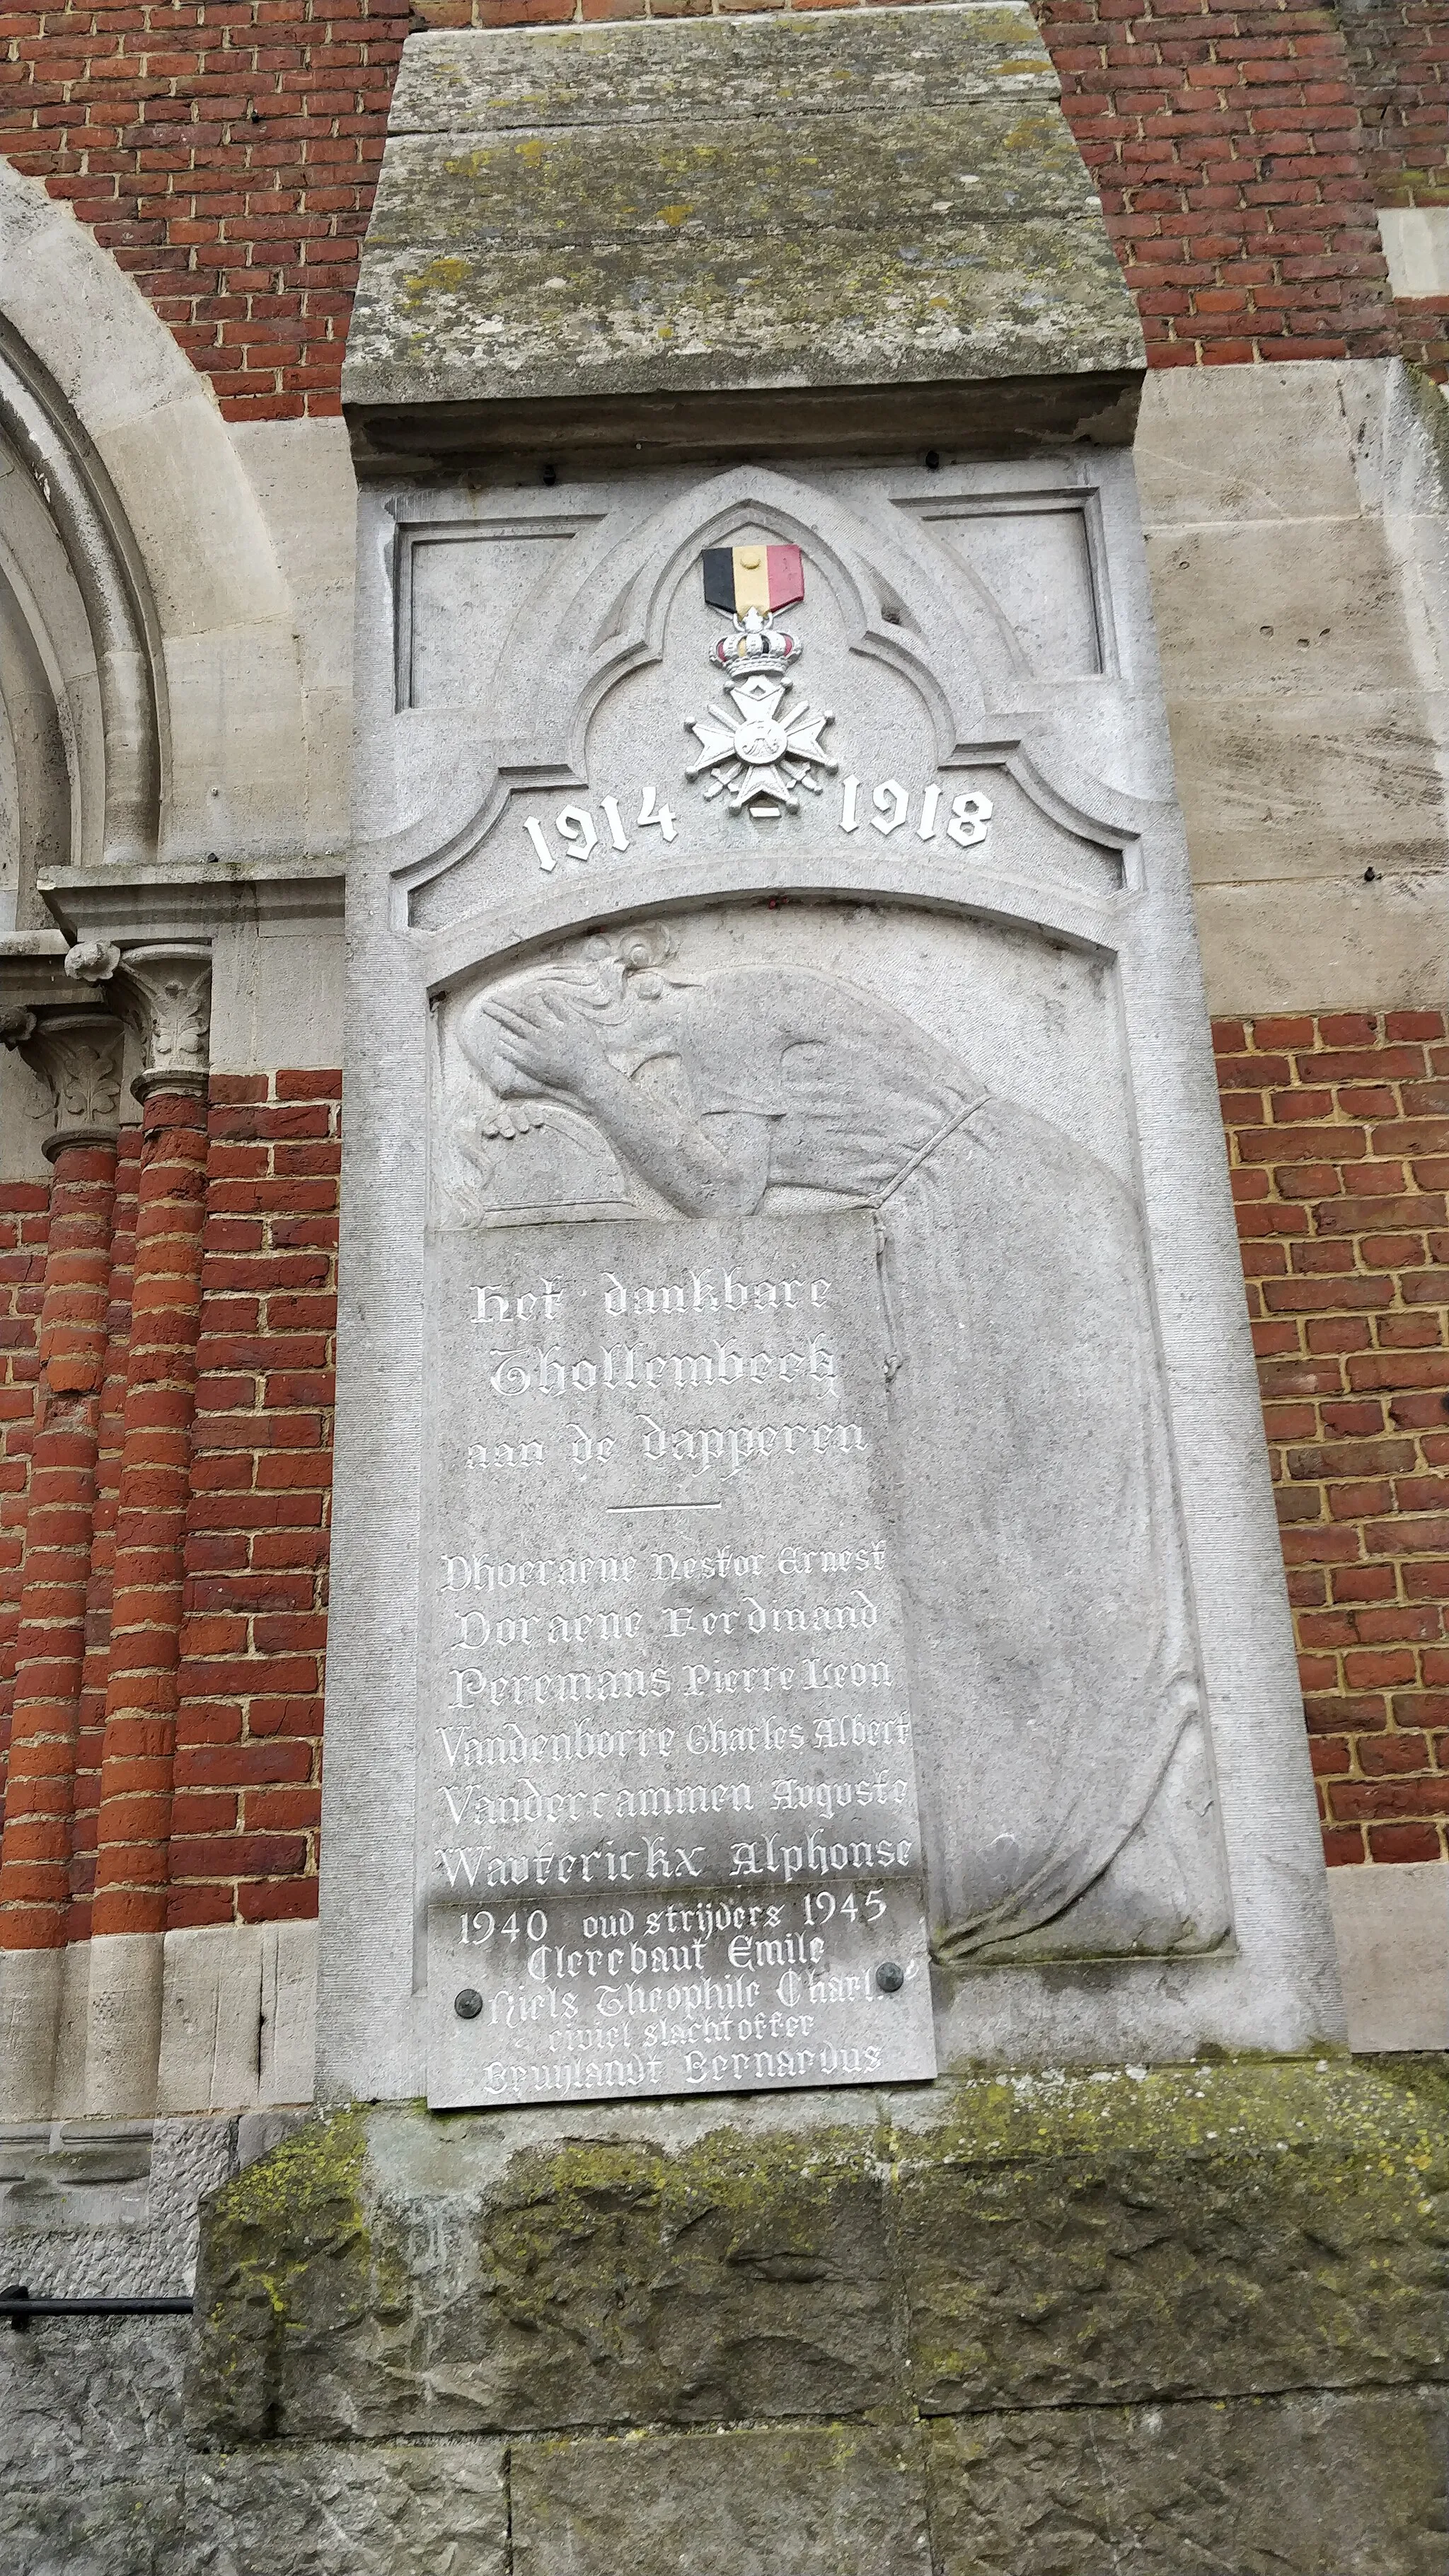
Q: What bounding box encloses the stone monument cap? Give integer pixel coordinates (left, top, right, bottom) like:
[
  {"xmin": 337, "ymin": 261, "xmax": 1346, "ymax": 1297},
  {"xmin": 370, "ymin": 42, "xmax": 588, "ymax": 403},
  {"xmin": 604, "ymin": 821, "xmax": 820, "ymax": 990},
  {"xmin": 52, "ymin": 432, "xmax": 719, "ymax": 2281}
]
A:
[{"xmin": 345, "ymin": 4, "xmax": 1146, "ymax": 468}]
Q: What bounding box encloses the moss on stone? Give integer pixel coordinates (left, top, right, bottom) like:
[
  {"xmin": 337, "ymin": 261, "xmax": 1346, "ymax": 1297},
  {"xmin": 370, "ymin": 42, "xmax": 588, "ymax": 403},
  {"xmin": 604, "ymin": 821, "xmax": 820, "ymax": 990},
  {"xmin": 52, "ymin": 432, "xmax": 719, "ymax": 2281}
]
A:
[
  {"xmin": 189, "ymin": 2062, "xmax": 1448, "ymax": 2448},
  {"xmin": 898, "ymin": 2054, "xmax": 1449, "ymax": 2172},
  {"xmin": 187, "ymin": 2110, "xmax": 373, "ymax": 2446},
  {"xmin": 345, "ymin": 10, "xmax": 1143, "ymax": 412},
  {"xmin": 214, "ymin": 2108, "xmax": 369, "ymax": 2242},
  {"xmin": 502, "ymin": 2116, "xmax": 879, "ymax": 2224}
]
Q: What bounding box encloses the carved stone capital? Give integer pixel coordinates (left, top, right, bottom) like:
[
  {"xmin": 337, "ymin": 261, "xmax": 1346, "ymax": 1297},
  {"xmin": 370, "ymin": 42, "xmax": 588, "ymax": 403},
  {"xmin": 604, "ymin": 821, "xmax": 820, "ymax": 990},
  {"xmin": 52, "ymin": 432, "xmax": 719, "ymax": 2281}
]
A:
[
  {"xmin": 117, "ymin": 942, "xmax": 212, "ymax": 1102},
  {"xmin": 2, "ymin": 1003, "xmax": 125, "ymax": 1159}
]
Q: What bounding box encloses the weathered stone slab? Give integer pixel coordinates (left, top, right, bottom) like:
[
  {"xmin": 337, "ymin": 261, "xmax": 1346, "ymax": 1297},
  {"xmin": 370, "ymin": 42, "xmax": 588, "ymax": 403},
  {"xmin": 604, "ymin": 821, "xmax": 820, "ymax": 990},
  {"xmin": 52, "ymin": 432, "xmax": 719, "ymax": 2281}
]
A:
[
  {"xmin": 345, "ymin": 8, "xmax": 1143, "ymax": 444},
  {"xmin": 187, "ymin": 2063, "xmax": 1449, "ymax": 2447},
  {"xmin": 374, "ymin": 115, "xmax": 1097, "ymax": 249},
  {"xmin": 1, "ymin": 2311, "xmax": 187, "ymax": 2490},
  {"xmin": 389, "ymin": 9, "xmax": 1062, "ymax": 131},
  {"xmin": 511, "ymin": 2421, "xmax": 931, "ymax": 2576},
  {"xmin": 925, "ymin": 2387, "xmax": 1449, "ymax": 2575},
  {"xmin": 330, "ymin": 420, "xmax": 1343, "ymax": 2089},
  {"xmin": 424, "ymin": 1207, "xmax": 934, "ymax": 2109},
  {"xmin": 181, "ymin": 2439, "xmax": 507, "ymax": 2576},
  {"xmin": 0, "ymin": 2116, "xmax": 231, "ymax": 2568},
  {"xmin": 0, "ymin": 2478, "xmax": 184, "ymax": 2576},
  {"xmin": 898, "ymin": 2058, "xmax": 1449, "ymax": 2412},
  {"xmin": 190, "ymin": 2109, "xmax": 898, "ymax": 2442},
  {"xmin": 413, "ymin": 896, "xmax": 1244, "ymax": 2059},
  {"xmin": 185, "ymin": 2111, "xmax": 374, "ymax": 2449}
]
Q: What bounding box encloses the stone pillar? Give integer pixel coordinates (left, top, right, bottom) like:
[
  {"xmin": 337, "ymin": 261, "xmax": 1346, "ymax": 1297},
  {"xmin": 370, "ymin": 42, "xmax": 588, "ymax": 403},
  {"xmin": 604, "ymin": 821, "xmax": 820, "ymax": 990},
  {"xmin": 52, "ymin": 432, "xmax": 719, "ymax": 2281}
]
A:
[
  {"xmin": 85, "ymin": 943, "xmax": 212, "ymax": 2118},
  {"xmin": 0, "ymin": 999, "xmax": 124, "ymax": 2117}
]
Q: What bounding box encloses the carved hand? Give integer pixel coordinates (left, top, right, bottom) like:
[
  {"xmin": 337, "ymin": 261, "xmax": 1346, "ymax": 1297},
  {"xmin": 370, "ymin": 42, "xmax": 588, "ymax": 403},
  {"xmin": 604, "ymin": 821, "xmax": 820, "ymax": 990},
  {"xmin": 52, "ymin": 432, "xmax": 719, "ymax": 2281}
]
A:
[
  {"xmin": 474, "ymin": 990, "xmax": 606, "ymax": 1104},
  {"xmin": 475, "ymin": 1094, "xmax": 543, "ymax": 1139}
]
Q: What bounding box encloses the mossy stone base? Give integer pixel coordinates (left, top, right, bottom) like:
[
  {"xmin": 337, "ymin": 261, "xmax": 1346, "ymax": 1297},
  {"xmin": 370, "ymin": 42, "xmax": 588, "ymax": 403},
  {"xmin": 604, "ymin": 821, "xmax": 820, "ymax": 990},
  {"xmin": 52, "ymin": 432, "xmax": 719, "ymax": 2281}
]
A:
[{"xmin": 184, "ymin": 2058, "xmax": 1449, "ymax": 2575}]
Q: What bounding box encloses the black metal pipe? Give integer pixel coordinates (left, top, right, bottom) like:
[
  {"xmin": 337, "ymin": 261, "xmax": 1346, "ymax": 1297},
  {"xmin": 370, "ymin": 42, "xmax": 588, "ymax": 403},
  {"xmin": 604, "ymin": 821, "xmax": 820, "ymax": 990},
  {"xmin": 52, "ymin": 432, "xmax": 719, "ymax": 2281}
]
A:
[{"xmin": 1, "ymin": 2284, "xmax": 194, "ymax": 2332}]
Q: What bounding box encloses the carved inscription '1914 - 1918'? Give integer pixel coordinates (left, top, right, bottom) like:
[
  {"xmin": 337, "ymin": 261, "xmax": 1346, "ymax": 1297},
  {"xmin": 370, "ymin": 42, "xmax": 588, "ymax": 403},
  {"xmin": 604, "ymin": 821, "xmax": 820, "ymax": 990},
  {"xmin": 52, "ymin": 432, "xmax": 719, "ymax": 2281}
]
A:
[{"xmin": 424, "ymin": 1210, "xmax": 937, "ymax": 2108}]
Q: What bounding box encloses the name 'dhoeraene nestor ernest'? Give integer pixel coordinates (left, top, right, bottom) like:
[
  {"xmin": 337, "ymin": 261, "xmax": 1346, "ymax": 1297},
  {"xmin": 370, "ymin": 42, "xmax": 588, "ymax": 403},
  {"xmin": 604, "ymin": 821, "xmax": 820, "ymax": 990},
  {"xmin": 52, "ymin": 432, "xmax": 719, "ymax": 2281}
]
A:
[{"xmin": 686, "ymin": 545, "xmax": 838, "ymax": 819}]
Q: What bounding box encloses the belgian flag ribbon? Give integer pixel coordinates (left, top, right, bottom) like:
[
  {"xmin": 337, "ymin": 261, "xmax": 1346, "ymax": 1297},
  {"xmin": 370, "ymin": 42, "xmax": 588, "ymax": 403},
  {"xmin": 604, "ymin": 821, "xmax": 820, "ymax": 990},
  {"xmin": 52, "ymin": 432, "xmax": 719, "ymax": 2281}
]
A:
[{"xmin": 702, "ymin": 544, "xmax": 805, "ymax": 616}]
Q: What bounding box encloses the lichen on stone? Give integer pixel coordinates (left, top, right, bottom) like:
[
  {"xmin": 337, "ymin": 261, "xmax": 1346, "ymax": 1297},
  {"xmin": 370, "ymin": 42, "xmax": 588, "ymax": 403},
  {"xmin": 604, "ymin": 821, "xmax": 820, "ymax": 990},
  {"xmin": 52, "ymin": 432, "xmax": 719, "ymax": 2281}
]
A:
[{"xmin": 187, "ymin": 2060, "xmax": 1448, "ymax": 2457}]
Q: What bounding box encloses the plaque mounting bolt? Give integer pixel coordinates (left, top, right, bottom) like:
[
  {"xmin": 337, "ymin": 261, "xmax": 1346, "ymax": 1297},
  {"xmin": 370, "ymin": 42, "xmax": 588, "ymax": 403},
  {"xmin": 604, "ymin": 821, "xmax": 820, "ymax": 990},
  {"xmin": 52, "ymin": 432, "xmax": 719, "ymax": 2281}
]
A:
[
  {"xmin": 875, "ymin": 1961, "xmax": 905, "ymax": 1994},
  {"xmin": 454, "ymin": 1989, "xmax": 483, "ymax": 2020}
]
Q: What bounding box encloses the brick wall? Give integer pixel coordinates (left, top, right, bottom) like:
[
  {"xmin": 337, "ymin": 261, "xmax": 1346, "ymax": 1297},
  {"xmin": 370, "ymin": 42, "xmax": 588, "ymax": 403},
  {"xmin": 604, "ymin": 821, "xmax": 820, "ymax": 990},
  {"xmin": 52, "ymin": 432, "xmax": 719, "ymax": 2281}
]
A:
[
  {"xmin": 5, "ymin": 1030, "xmax": 1449, "ymax": 1899},
  {"xmin": 1215, "ymin": 1009, "xmax": 1449, "ymax": 1866},
  {"xmin": 0, "ymin": 1075, "xmax": 338, "ymax": 1940},
  {"xmin": 0, "ymin": 0, "xmax": 409, "ymax": 420},
  {"xmin": 7, "ymin": 0, "xmax": 1449, "ymax": 403},
  {"xmin": 1341, "ymin": 0, "xmax": 1449, "ymax": 376},
  {"xmin": 1039, "ymin": 0, "xmax": 1395, "ymax": 366},
  {"xmin": 169, "ymin": 1070, "xmax": 339, "ymax": 1927},
  {"xmin": 0, "ymin": 1179, "xmax": 47, "ymax": 1809},
  {"xmin": 1345, "ymin": 0, "xmax": 1449, "ymax": 209}
]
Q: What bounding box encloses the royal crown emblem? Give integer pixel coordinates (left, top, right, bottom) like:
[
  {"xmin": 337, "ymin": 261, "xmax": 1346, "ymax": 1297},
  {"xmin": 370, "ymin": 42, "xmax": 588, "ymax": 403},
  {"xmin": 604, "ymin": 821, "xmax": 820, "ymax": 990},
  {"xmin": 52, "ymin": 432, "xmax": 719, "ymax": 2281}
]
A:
[{"xmin": 686, "ymin": 545, "xmax": 838, "ymax": 818}]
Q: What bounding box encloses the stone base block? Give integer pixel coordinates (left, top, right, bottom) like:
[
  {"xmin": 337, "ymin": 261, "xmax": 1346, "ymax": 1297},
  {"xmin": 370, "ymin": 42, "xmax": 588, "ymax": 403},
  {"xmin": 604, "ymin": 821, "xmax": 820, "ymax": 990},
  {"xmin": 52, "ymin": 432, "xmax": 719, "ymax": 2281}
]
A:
[
  {"xmin": 511, "ymin": 2423, "xmax": 930, "ymax": 2576},
  {"xmin": 84, "ymin": 1931, "xmax": 163, "ymax": 2118},
  {"xmin": 4, "ymin": 2060, "xmax": 1443, "ymax": 2576},
  {"xmin": 1329, "ymin": 1862, "xmax": 1449, "ymax": 2053},
  {"xmin": 156, "ymin": 1920, "xmax": 318, "ymax": 2115},
  {"xmin": 0, "ymin": 1948, "xmax": 66, "ymax": 2120},
  {"xmin": 928, "ymin": 2387, "xmax": 1449, "ymax": 2576},
  {"xmin": 0, "ymin": 2440, "xmax": 507, "ymax": 2576},
  {"xmin": 184, "ymin": 2439, "xmax": 507, "ymax": 2576},
  {"xmin": 0, "ymin": 2474, "xmax": 185, "ymax": 2576},
  {"xmin": 189, "ymin": 2059, "xmax": 1449, "ymax": 2450}
]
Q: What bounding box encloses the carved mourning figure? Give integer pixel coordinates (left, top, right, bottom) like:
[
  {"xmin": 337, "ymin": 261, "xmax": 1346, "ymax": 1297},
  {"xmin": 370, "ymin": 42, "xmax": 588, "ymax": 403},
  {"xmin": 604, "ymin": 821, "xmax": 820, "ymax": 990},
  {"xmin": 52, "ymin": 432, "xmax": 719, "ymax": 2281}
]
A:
[{"xmin": 451, "ymin": 927, "xmax": 1220, "ymax": 1964}]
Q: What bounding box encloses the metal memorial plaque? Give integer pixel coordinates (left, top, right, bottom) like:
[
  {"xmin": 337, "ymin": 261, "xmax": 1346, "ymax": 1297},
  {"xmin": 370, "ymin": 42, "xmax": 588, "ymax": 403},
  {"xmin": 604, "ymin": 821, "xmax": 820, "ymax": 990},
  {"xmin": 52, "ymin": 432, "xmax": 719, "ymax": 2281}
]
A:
[{"xmin": 423, "ymin": 1208, "xmax": 936, "ymax": 2108}]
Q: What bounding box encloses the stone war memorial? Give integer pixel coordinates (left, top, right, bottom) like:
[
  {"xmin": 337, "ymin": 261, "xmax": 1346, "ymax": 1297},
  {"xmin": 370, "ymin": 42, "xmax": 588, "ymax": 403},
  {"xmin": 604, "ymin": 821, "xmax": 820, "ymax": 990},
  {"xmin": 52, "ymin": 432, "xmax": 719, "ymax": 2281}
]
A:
[
  {"xmin": 0, "ymin": 3, "xmax": 1446, "ymax": 2571},
  {"xmin": 335, "ymin": 5, "xmax": 1337, "ymax": 2102}
]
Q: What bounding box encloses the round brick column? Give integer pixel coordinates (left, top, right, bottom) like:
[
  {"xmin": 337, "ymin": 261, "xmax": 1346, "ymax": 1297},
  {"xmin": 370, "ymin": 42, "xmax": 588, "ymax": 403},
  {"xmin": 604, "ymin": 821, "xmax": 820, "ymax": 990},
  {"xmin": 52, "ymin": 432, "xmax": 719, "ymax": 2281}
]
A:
[
  {"xmin": 0, "ymin": 1004, "xmax": 123, "ymax": 2116},
  {"xmin": 85, "ymin": 945, "xmax": 211, "ymax": 2116}
]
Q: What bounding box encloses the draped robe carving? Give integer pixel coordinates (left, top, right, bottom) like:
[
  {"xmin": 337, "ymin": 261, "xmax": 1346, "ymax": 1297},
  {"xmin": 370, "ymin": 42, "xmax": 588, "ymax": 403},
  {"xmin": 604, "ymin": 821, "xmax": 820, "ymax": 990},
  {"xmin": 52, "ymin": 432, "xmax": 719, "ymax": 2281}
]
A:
[{"xmin": 454, "ymin": 934, "xmax": 1207, "ymax": 1960}]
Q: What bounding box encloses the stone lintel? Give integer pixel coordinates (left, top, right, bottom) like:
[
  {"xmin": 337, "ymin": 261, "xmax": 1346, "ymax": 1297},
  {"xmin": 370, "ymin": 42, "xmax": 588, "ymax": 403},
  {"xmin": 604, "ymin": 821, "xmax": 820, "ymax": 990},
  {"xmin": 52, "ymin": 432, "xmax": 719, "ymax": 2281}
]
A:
[
  {"xmin": 37, "ymin": 857, "xmax": 347, "ymax": 951},
  {"xmin": 349, "ymin": 371, "xmax": 1145, "ymax": 477},
  {"xmin": 0, "ymin": 930, "xmax": 73, "ymax": 1017}
]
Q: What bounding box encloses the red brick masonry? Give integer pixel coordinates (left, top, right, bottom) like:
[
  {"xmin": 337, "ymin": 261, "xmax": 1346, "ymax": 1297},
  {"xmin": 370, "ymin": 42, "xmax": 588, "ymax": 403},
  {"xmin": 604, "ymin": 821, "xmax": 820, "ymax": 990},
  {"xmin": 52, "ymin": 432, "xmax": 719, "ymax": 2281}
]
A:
[
  {"xmin": 4, "ymin": 0, "xmax": 1448, "ymax": 412},
  {"xmin": 0, "ymin": 0, "xmax": 409, "ymax": 418},
  {"xmin": 0, "ymin": 1140, "xmax": 115, "ymax": 1954},
  {"xmin": 167, "ymin": 1070, "xmax": 338, "ymax": 1927},
  {"xmin": 1346, "ymin": 0, "xmax": 1449, "ymax": 381},
  {"xmin": 5, "ymin": 1029, "xmax": 1446, "ymax": 1913},
  {"xmin": 0, "ymin": 1070, "xmax": 337, "ymax": 1934},
  {"xmin": 91, "ymin": 1086, "xmax": 208, "ymax": 1941},
  {"xmin": 0, "ymin": 1178, "xmax": 48, "ymax": 1833},
  {"xmin": 1041, "ymin": 0, "xmax": 1397, "ymax": 367},
  {"xmin": 1215, "ymin": 1008, "xmax": 1449, "ymax": 1866}
]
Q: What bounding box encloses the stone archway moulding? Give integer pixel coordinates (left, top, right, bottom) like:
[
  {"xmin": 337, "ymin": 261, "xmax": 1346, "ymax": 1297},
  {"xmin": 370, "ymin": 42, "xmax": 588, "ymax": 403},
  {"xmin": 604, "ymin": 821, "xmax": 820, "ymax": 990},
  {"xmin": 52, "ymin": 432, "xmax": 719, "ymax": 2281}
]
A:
[
  {"xmin": 0, "ymin": 316, "xmax": 165, "ymax": 869},
  {"xmin": 0, "ymin": 160, "xmax": 322, "ymax": 871}
]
